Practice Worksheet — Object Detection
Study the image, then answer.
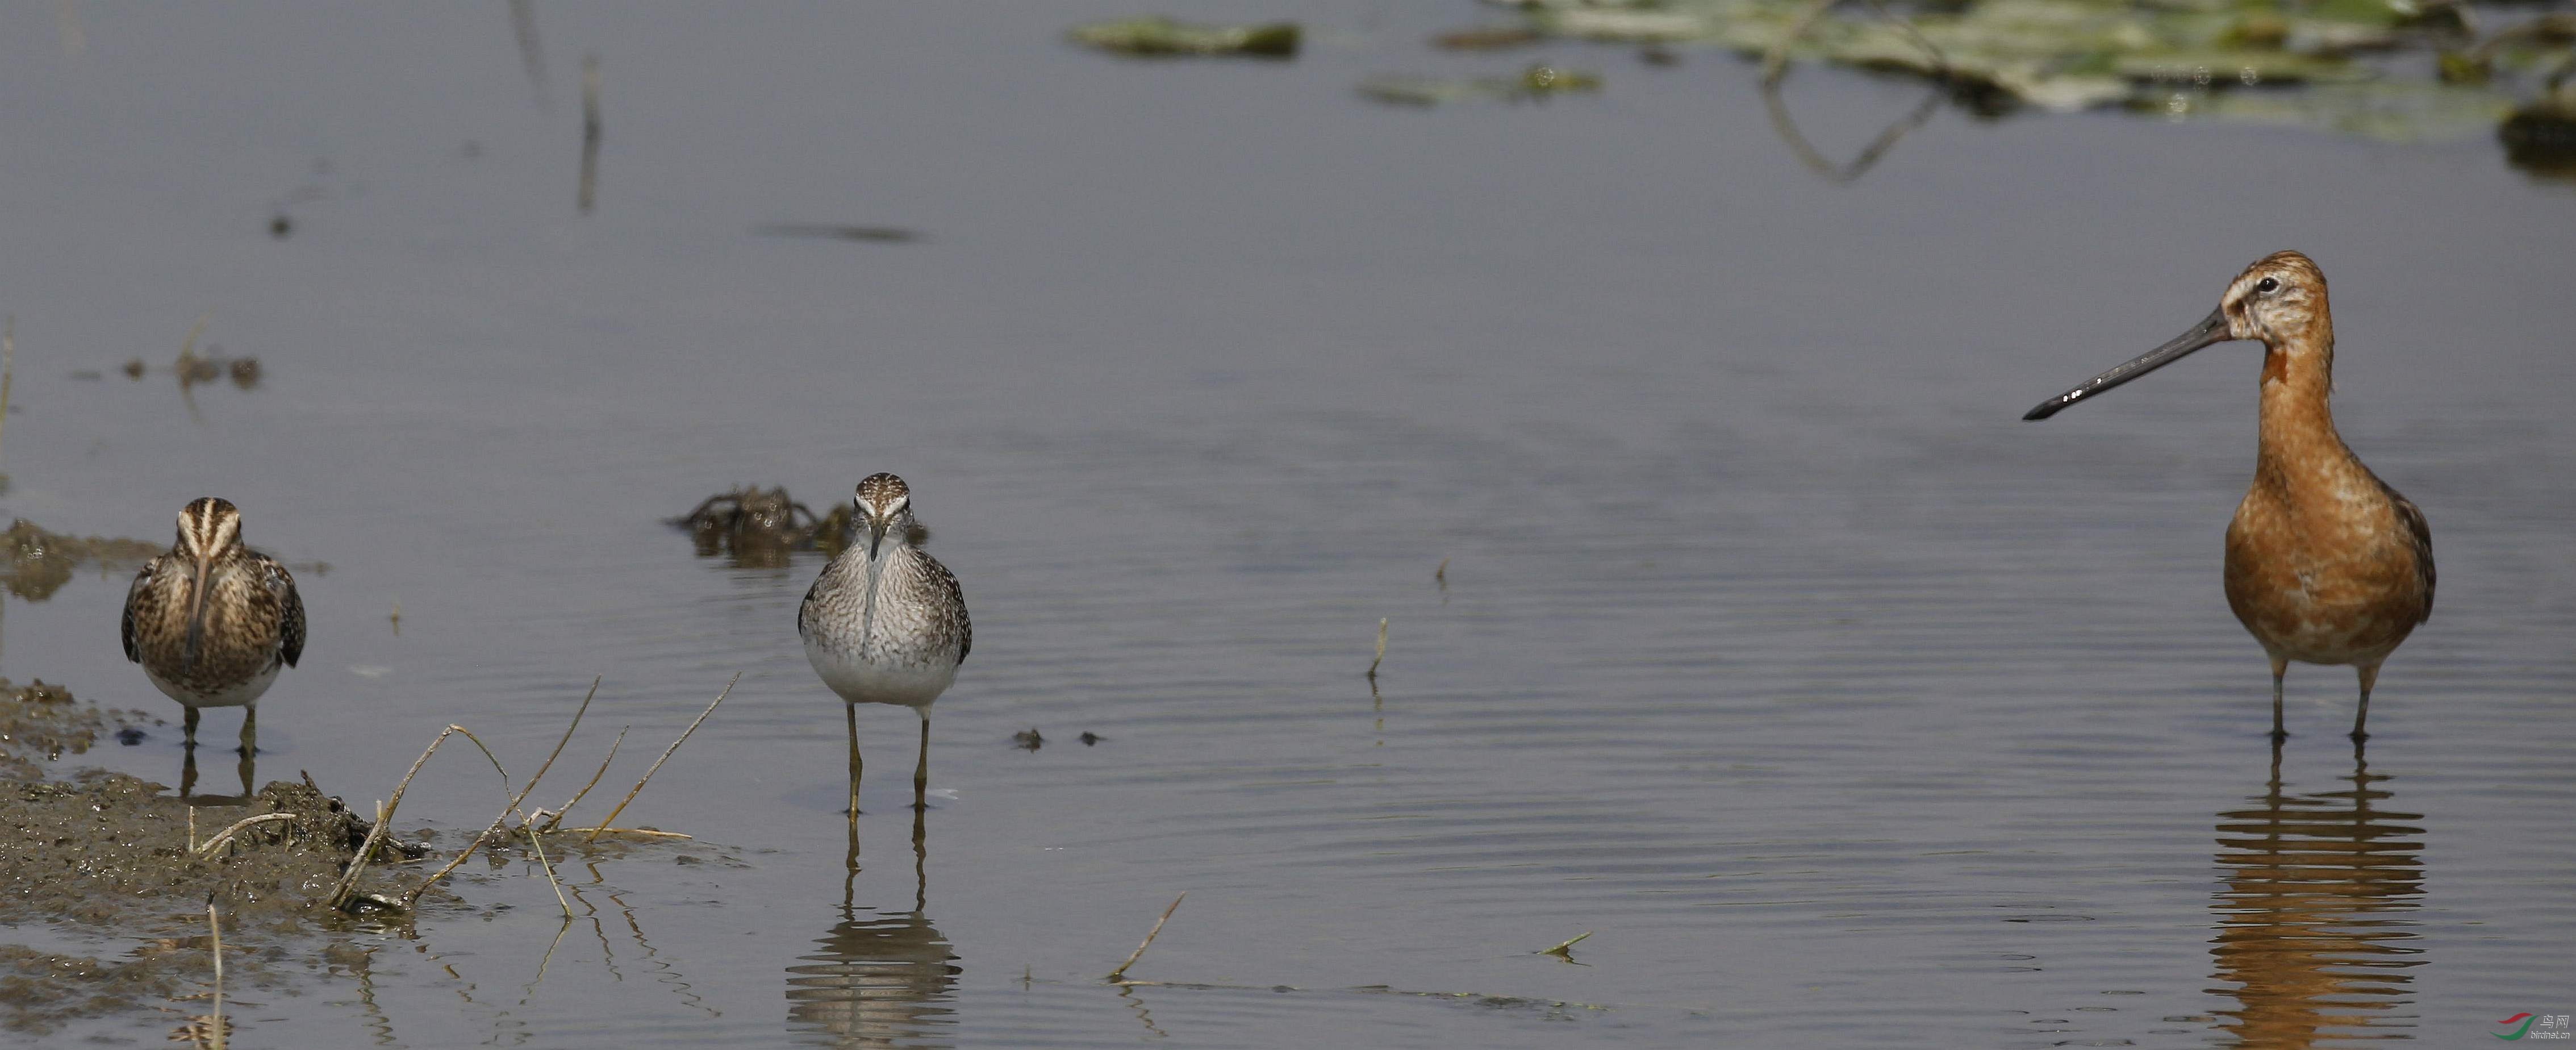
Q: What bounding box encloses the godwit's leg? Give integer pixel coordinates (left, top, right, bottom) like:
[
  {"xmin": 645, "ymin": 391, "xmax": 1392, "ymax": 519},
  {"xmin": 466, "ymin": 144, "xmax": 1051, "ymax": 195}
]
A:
[
  {"xmin": 846, "ymin": 702, "xmax": 863, "ymax": 820},
  {"xmin": 183, "ymin": 707, "xmax": 202, "ymax": 749},
  {"xmin": 2268, "ymin": 655, "xmax": 2289, "ymax": 743},
  {"xmin": 2351, "ymin": 663, "xmax": 2380, "ymax": 743},
  {"xmin": 237, "ymin": 705, "xmax": 257, "ymax": 756},
  {"xmin": 912, "ymin": 714, "xmax": 930, "ymax": 810}
]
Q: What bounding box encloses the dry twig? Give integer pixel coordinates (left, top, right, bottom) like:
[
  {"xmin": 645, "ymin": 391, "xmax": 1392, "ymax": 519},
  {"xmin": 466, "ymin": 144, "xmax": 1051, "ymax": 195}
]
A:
[
  {"xmin": 584, "ymin": 674, "xmax": 736, "ymax": 844},
  {"xmin": 1106, "ymin": 891, "xmax": 1188, "ymax": 982}
]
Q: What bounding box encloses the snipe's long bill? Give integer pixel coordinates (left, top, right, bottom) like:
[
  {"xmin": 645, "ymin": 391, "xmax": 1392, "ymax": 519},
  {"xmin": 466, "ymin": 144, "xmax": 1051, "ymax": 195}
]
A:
[
  {"xmin": 2023, "ymin": 251, "xmax": 2435, "ymax": 743},
  {"xmin": 120, "ymin": 497, "xmax": 306, "ymax": 757}
]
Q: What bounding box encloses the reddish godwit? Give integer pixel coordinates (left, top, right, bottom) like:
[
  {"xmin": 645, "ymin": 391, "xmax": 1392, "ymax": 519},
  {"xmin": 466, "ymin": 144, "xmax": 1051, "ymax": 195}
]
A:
[
  {"xmin": 121, "ymin": 498, "xmax": 306, "ymax": 755},
  {"xmin": 2025, "ymin": 251, "xmax": 2434, "ymax": 741},
  {"xmin": 798, "ymin": 473, "xmax": 971, "ymax": 814}
]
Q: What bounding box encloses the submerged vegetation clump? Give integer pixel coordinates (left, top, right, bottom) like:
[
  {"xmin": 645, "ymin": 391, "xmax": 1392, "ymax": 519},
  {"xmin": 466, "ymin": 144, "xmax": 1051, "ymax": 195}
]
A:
[
  {"xmin": 675, "ymin": 485, "xmax": 927, "ymax": 567},
  {"xmin": 1069, "ymin": 15, "xmax": 1302, "ymax": 58},
  {"xmin": 1, "ymin": 518, "xmax": 159, "ymax": 601}
]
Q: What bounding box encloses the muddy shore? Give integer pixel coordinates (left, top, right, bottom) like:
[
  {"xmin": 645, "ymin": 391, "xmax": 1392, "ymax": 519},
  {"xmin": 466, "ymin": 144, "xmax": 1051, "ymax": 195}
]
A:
[{"xmin": 0, "ymin": 686, "xmax": 407, "ymax": 1036}]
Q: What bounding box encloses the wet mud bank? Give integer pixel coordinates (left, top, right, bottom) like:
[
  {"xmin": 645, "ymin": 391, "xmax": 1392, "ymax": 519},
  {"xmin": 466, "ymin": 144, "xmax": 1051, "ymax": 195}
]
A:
[{"xmin": 0, "ymin": 688, "xmax": 411, "ymax": 1036}]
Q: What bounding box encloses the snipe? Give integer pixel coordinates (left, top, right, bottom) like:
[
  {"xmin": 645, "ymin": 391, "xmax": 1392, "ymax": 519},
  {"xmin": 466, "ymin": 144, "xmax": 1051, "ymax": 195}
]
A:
[{"xmin": 121, "ymin": 498, "xmax": 305, "ymax": 754}]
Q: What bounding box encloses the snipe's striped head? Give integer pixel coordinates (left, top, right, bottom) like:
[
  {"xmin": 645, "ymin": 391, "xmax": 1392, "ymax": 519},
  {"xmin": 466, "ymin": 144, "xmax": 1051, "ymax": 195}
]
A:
[
  {"xmin": 174, "ymin": 497, "xmax": 245, "ymax": 560},
  {"xmin": 2024, "ymin": 249, "xmax": 2331, "ymax": 421},
  {"xmin": 852, "ymin": 473, "xmax": 917, "ymax": 557}
]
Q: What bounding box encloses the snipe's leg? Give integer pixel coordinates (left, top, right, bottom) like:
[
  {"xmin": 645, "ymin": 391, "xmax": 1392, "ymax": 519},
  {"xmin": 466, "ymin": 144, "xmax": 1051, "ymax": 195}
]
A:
[
  {"xmin": 846, "ymin": 702, "xmax": 863, "ymax": 820},
  {"xmin": 2268, "ymin": 655, "xmax": 2289, "ymax": 743},
  {"xmin": 912, "ymin": 714, "xmax": 929, "ymax": 810},
  {"xmin": 237, "ymin": 705, "xmax": 258, "ymax": 756},
  {"xmin": 183, "ymin": 707, "xmax": 202, "ymax": 749},
  {"xmin": 2352, "ymin": 663, "xmax": 2380, "ymax": 743}
]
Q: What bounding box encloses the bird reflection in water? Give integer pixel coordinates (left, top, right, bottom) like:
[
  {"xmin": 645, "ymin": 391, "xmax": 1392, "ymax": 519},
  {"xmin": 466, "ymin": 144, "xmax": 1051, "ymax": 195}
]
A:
[
  {"xmin": 178, "ymin": 745, "xmax": 256, "ymax": 801},
  {"xmin": 2208, "ymin": 739, "xmax": 2425, "ymax": 1048},
  {"xmin": 786, "ymin": 808, "xmax": 960, "ymax": 1048}
]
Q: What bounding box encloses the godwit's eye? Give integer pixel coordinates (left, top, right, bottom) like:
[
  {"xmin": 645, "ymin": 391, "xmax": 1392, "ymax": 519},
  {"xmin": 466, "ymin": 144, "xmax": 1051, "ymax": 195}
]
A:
[{"xmin": 2255, "ymin": 277, "xmax": 2279, "ymax": 294}]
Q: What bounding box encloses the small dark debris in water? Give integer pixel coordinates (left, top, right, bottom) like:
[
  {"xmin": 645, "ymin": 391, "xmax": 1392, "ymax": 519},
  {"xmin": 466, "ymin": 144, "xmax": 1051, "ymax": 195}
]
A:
[
  {"xmin": 1013, "ymin": 728, "xmax": 1045, "ymax": 751},
  {"xmin": 177, "ymin": 349, "xmax": 223, "ymax": 385},
  {"xmin": 269, "ymin": 214, "xmax": 293, "ymax": 239},
  {"xmin": 674, "ymin": 854, "xmax": 702, "ymax": 865},
  {"xmin": 116, "ymin": 728, "xmax": 145, "ymax": 745},
  {"xmin": 120, "ymin": 358, "xmax": 145, "ymax": 380},
  {"xmin": 343, "ymin": 892, "xmax": 406, "ymax": 914},
  {"xmin": 1433, "ymin": 26, "xmax": 1539, "ymax": 51},
  {"xmin": 1068, "ymin": 16, "xmax": 1300, "ymax": 59},
  {"xmin": 755, "ymin": 223, "xmax": 921, "ymax": 244},
  {"xmin": 1079, "ymin": 731, "xmax": 1105, "ymax": 746},
  {"xmin": 228, "ymin": 357, "xmax": 262, "ymax": 388}
]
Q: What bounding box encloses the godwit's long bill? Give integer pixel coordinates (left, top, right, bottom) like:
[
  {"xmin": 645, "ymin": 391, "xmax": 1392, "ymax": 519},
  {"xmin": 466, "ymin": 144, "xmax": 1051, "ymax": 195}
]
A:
[{"xmin": 2024, "ymin": 251, "xmax": 2433, "ymax": 742}]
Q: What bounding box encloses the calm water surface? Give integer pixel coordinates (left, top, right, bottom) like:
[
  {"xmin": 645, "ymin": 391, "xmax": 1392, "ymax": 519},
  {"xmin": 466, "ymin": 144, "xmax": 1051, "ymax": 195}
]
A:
[{"xmin": 0, "ymin": 1, "xmax": 2569, "ymax": 1047}]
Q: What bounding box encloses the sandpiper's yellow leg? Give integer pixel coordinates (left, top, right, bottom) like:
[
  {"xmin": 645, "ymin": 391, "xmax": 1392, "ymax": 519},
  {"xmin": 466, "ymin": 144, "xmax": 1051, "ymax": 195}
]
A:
[
  {"xmin": 913, "ymin": 715, "xmax": 930, "ymax": 810},
  {"xmin": 2353, "ymin": 663, "xmax": 2381, "ymax": 743},
  {"xmin": 846, "ymin": 703, "xmax": 863, "ymax": 820}
]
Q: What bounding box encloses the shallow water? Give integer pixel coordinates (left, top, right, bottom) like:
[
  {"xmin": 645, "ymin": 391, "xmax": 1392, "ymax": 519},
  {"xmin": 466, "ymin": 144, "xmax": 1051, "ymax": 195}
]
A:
[{"xmin": 1, "ymin": 1, "xmax": 2570, "ymax": 1047}]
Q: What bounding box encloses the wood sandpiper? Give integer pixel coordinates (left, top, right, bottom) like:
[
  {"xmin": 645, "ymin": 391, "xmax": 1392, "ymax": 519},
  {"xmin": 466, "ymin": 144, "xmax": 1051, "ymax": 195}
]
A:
[{"xmin": 799, "ymin": 473, "xmax": 971, "ymax": 813}]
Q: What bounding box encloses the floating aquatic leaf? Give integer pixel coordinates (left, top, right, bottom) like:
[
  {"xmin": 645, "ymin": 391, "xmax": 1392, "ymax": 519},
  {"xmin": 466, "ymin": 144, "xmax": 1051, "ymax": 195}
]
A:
[
  {"xmin": 1358, "ymin": 64, "xmax": 1604, "ymax": 106},
  {"xmin": 1478, "ymin": 0, "xmax": 2575, "ymax": 147},
  {"xmin": 1068, "ymin": 15, "xmax": 1301, "ymax": 58}
]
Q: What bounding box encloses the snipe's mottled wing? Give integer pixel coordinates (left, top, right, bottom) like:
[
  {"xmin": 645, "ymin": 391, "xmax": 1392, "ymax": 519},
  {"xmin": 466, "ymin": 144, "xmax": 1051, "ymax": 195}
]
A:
[
  {"xmin": 256, "ymin": 553, "xmax": 306, "ymax": 666},
  {"xmin": 120, "ymin": 556, "xmax": 163, "ymax": 663}
]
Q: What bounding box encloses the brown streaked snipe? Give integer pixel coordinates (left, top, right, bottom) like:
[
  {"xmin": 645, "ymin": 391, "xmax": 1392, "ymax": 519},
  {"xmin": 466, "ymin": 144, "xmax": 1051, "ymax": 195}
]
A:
[
  {"xmin": 121, "ymin": 497, "xmax": 306, "ymax": 753},
  {"xmin": 2025, "ymin": 251, "xmax": 2434, "ymax": 742},
  {"xmin": 798, "ymin": 473, "xmax": 971, "ymax": 814}
]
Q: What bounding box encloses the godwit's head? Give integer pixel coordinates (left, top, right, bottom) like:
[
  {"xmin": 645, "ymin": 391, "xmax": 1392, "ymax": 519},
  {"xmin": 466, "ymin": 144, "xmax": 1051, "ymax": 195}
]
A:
[
  {"xmin": 851, "ymin": 473, "xmax": 916, "ymax": 560},
  {"xmin": 173, "ymin": 497, "xmax": 244, "ymax": 561},
  {"xmin": 2216, "ymin": 251, "xmax": 2329, "ymax": 347},
  {"xmin": 2023, "ymin": 251, "xmax": 2331, "ymax": 420}
]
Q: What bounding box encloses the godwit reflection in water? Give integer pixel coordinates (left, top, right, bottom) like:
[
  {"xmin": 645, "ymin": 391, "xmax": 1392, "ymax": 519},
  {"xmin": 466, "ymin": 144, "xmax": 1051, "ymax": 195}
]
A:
[
  {"xmin": 786, "ymin": 810, "xmax": 960, "ymax": 1048},
  {"xmin": 2208, "ymin": 740, "xmax": 2426, "ymax": 1048}
]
